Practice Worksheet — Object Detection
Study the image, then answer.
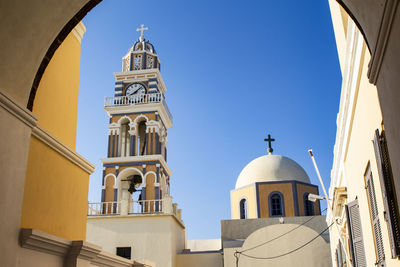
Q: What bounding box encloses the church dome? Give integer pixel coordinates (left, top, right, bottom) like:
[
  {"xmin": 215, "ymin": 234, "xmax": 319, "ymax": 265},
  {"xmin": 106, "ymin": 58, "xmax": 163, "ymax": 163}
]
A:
[{"xmin": 235, "ymin": 154, "xmax": 310, "ymax": 189}]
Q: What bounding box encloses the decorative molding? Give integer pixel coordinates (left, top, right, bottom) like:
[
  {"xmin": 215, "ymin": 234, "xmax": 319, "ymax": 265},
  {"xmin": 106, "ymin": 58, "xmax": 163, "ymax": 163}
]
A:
[
  {"xmin": 101, "ymin": 155, "xmax": 172, "ymax": 176},
  {"xmin": 20, "ymin": 228, "xmax": 143, "ymax": 267},
  {"xmin": 32, "ymin": 125, "xmax": 95, "ymax": 174},
  {"xmin": 71, "ymin": 21, "xmax": 86, "ymax": 43},
  {"xmin": 20, "ymin": 228, "xmax": 70, "ymax": 256},
  {"xmin": 367, "ymin": 0, "xmax": 399, "ymax": 84},
  {"xmin": 0, "ymin": 90, "xmax": 37, "ymax": 128}
]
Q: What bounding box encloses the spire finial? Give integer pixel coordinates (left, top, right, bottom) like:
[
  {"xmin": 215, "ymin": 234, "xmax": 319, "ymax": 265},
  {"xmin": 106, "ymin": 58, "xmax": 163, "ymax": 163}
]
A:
[
  {"xmin": 136, "ymin": 24, "xmax": 149, "ymax": 41},
  {"xmin": 264, "ymin": 134, "xmax": 275, "ymax": 155}
]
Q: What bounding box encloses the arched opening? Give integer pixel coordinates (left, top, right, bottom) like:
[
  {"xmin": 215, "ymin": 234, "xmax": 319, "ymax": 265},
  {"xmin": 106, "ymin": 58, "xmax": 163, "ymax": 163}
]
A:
[
  {"xmin": 239, "ymin": 198, "xmax": 247, "ymax": 219},
  {"xmin": 304, "ymin": 193, "xmax": 314, "ymax": 216},
  {"xmin": 119, "ymin": 119, "xmax": 130, "ymax": 157},
  {"xmin": 137, "ymin": 120, "xmax": 147, "ymax": 156},
  {"xmin": 269, "ymin": 192, "xmax": 284, "ymax": 217}
]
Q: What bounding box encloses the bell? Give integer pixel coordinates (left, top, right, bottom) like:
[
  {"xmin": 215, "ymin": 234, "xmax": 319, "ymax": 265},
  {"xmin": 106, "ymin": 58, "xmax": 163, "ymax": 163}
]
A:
[{"xmin": 128, "ymin": 181, "xmax": 137, "ymax": 194}]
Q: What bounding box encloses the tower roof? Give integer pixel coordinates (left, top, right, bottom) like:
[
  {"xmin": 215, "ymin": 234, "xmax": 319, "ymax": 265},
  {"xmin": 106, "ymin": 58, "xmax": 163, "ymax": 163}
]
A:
[
  {"xmin": 129, "ymin": 24, "xmax": 156, "ymax": 54},
  {"xmin": 235, "ymin": 154, "xmax": 311, "ymax": 189}
]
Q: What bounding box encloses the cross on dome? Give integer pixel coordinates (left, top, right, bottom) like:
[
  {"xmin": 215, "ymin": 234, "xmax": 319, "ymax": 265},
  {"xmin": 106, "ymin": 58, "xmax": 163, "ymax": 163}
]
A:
[
  {"xmin": 264, "ymin": 134, "xmax": 275, "ymax": 154},
  {"xmin": 136, "ymin": 24, "xmax": 149, "ymax": 41}
]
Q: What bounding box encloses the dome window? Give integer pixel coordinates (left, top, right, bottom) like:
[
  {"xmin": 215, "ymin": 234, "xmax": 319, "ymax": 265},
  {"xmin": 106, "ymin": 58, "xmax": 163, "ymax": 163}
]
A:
[
  {"xmin": 304, "ymin": 193, "xmax": 314, "ymax": 216},
  {"xmin": 269, "ymin": 192, "xmax": 284, "ymax": 217},
  {"xmin": 239, "ymin": 198, "xmax": 247, "ymax": 219}
]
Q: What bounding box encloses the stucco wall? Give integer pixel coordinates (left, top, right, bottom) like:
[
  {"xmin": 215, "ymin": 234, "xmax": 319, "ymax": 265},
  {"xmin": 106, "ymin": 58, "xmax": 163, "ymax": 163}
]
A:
[
  {"xmin": 223, "ymin": 224, "xmax": 331, "ymax": 267},
  {"xmin": 19, "ymin": 26, "xmax": 91, "ymax": 241},
  {"xmin": 230, "ymin": 184, "xmax": 257, "ymax": 219},
  {"xmin": 21, "ymin": 136, "xmax": 90, "ymax": 240},
  {"xmin": 87, "ymin": 215, "xmax": 185, "ymax": 267},
  {"xmin": 176, "ymin": 252, "xmax": 223, "ymax": 267},
  {"xmin": 32, "ymin": 29, "xmax": 83, "ymax": 149},
  {"xmin": 258, "ymin": 183, "xmax": 294, "ymax": 217},
  {"xmin": 296, "ymin": 183, "xmax": 320, "ymax": 216}
]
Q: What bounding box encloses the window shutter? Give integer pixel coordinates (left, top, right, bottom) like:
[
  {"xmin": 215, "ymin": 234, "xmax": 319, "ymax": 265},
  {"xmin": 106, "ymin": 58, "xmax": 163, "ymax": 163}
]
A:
[
  {"xmin": 365, "ymin": 167, "xmax": 385, "ymax": 266},
  {"xmin": 373, "ymin": 129, "xmax": 400, "ymax": 257},
  {"xmin": 346, "ymin": 200, "xmax": 367, "ymax": 267}
]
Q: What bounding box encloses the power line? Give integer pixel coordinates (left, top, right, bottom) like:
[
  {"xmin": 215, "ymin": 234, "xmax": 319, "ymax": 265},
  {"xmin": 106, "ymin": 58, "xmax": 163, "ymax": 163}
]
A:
[
  {"xmin": 240, "ymin": 208, "xmax": 327, "ymax": 254},
  {"xmin": 234, "ymin": 221, "xmax": 333, "ymax": 264}
]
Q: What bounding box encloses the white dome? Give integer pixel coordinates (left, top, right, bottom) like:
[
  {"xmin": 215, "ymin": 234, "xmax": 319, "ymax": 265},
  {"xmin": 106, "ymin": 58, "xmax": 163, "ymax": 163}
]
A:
[{"xmin": 235, "ymin": 154, "xmax": 310, "ymax": 189}]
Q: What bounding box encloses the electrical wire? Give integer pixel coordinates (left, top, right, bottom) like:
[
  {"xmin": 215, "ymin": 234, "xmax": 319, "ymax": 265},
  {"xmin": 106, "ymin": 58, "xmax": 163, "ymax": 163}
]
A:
[
  {"xmin": 236, "ymin": 221, "xmax": 334, "ymax": 261},
  {"xmin": 239, "ymin": 208, "xmax": 327, "ymax": 254}
]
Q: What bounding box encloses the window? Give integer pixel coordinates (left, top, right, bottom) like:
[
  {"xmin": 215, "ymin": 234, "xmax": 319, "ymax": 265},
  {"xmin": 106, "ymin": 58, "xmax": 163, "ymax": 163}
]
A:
[
  {"xmin": 335, "ymin": 240, "xmax": 346, "ymax": 267},
  {"xmin": 133, "ymin": 54, "xmax": 142, "ymax": 70},
  {"xmin": 365, "ymin": 165, "xmax": 385, "ymax": 266},
  {"xmin": 269, "ymin": 192, "xmax": 284, "ymax": 217},
  {"xmin": 346, "ymin": 200, "xmax": 367, "ymax": 267},
  {"xmin": 239, "ymin": 198, "xmax": 247, "ymax": 219},
  {"xmin": 304, "ymin": 193, "xmax": 314, "ymax": 216},
  {"xmin": 116, "ymin": 247, "xmax": 131, "ymax": 259},
  {"xmin": 374, "ymin": 129, "xmax": 400, "ymax": 257}
]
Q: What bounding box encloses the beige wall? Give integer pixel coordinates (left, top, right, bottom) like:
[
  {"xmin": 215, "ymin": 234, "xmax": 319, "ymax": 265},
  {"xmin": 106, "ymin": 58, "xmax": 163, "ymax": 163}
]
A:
[
  {"xmin": 223, "ymin": 224, "xmax": 331, "ymax": 267},
  {"xmin": 87, "ymin": 215, "xmax": 186, "ymax": 267},
  {"xmin": 176, "ymin": 252, "xmax": 222, "ymax": 267},
  {"xmin": 0, "ymin": 95, "xmax": 36, "ymax": 267}
]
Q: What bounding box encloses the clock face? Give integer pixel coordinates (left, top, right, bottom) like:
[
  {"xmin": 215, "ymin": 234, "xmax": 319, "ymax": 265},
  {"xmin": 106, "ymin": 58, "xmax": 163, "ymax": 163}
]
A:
[{"xmin": 125, "ymin": 83, "xmax": 146, "ymax": 96}]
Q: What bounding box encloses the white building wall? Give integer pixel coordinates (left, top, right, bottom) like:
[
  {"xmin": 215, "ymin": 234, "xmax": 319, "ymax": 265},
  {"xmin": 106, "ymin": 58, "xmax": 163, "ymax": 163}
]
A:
[
  {"xmin": 87, "ymin": 215, "xmax": 186, "ymax": 267},
  {"xmin": 328, "ymin": 1, "xmax": 399, "ymax": 266}
]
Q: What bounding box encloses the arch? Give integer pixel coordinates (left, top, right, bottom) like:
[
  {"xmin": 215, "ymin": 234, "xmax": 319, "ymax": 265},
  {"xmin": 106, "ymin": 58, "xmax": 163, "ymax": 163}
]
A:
[
  {"xmin": 145, "ymin": 171, "xmax": 157, "ymax": 186},
  {"xmin": 104, "ymin": 173, "xmax": 117, "ymax": 188},
  {"xmin": 133, "ymin": 114, "xmax": 149, "ymax": 125},
  {"xmin": 26, "ymin": 0, "xmax": 103, "ymax": 110},
  {"xmin": 303, "ymin": 193, "xmax": 314, "ymax": 216},
  {"xmin": 117, "ymin": 115, "xmax": 132, "ymax": 125},
  {"xmin": 116, "ymin": 167, "xmax": 144, "ymax": 187},
  {"xmin": 239, "ymin": 197, "xmax": 248, "ymax": 219},
  {"xmin": 268, "ymin": 191, "xmax": 285, "ymax": 217}
]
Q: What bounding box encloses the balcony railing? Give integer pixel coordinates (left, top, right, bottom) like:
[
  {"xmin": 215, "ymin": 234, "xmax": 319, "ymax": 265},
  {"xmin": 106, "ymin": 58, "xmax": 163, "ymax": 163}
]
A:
[
  {"xmin": 88, "ymin": 199, "xmax": 165, "ymax": 216},
  {"xmin": 129, "ymin": 199, "xmax": 163, "ymax": 214},
  {"xmin": 104, "ymin": 93, "xmax": 172, "ymax": 122},
  {"xmin": 88, "ymin": 201, "xmax": 121, "ymax": 216}
]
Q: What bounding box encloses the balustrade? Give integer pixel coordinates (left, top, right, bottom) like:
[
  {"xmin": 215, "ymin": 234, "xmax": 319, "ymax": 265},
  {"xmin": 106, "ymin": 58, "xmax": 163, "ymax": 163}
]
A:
[{"xmin": 104, "ymin": 93, "xmax": 173, "ymax": 123}]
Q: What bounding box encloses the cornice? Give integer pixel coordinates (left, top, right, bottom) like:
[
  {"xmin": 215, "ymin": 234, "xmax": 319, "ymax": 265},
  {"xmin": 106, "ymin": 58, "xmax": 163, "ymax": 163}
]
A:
[
  {"xmin": 104, "ymin": 103, "xmax": 172, "ymax": 129},
  {"xmin": 20, "ymin": 228, "xmax": 71, "ymax": 256},
  {"xmin": 0, "ymin": 90, "xmax": 37, "ymax": 128},
  {"xmin": 367, "ymin": 0, "xmax": 399, "ymax": 84},
  {"xmin": 101, "ymin": 154, "xmax": 172, "ymax": 176},
  {"xmin": 32, "ymin": 125, "xmax": 95, "ymax": 174},
  {"xmin": 72, "ymin": 21, "xmax": 86, "ymax": 43},
  {"xmin": 20, "ymin": 228, "xmax": 142, "ymax": 267}
]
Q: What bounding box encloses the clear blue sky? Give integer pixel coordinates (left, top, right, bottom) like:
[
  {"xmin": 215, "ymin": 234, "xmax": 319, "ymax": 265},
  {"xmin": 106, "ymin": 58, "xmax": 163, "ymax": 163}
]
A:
[{"xmin": 76, "ymin": 0, "xmax": 341, "ymax": 240}]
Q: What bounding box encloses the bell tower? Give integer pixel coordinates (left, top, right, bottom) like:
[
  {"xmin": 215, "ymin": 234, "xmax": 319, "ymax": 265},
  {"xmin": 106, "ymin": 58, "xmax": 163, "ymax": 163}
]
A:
[{"xmin": 100, "ymin": 25, "xmax": 173, "ymax": 214}]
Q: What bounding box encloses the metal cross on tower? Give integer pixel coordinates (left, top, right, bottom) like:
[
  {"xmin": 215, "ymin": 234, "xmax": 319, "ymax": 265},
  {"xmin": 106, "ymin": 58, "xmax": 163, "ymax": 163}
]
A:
[
  {"xmin": 264, "ymin": 134, "xmax": 275, "ymax": 154},
  {"xmin": 136, "ymin": 24, "xmax": 149, "ymax": 40}
]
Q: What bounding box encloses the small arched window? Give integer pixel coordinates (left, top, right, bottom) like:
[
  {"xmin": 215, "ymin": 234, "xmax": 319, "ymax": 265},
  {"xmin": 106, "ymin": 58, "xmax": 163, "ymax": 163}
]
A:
[
  {"xmin": 269, "ymin": 192, "xmax": 284, "ymax": 217},
  {"xmin": 239, "ymin": 198, "xmax": 247, "ymax": 219},
  {"xmin": 304, "ymin": 193, "xmax": 314, "ymax": 216}
]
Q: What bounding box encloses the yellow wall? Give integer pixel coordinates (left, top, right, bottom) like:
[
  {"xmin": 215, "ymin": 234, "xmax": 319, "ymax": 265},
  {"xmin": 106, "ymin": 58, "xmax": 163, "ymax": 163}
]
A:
[
  {"xmin": 21, "ymin": 136, "xmax": 89, "ymax": 240},
  {"xmin": 20, "ymin": 24, "xmax": 89, "ymax": 241},
  {"xmin": 230, "ymin": 185, "xmax": 257, "ymax": 219},
  {"xmin": 258, "ymin": 183, "xmax": 294, "ymax": 218},
  {"xmin": 296, "ymin": 184, "xmax": 320, "ymax": 216},
  {"xmin": 32, "ymin": 29, "xmax": 82, "ymax": 150}
]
